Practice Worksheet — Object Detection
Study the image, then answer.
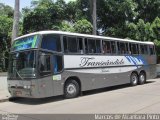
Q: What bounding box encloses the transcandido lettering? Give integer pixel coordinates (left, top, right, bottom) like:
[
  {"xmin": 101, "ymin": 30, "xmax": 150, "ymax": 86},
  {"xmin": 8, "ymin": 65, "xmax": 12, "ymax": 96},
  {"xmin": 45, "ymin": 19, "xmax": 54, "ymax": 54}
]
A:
[{"xmin": 79, "ymin": 57, "xmax": 124, "ymax": 67}]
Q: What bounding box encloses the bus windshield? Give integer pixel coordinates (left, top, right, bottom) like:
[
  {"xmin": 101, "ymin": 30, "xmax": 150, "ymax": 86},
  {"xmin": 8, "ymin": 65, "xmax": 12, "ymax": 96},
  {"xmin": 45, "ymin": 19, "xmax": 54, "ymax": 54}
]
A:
[{"xmin": 8, "ymin": 51, "xmax": 37, "ymax": 79}]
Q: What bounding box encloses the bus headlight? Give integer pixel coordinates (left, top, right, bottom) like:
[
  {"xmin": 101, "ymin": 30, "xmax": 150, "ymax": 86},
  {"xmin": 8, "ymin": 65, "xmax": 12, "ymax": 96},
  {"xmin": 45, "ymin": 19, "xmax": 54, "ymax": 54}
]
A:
[
  {"xmin": 24, "ymin": 85, "xmax": 31, "ymax": 89},
  {"xmin": 24, "ymin": 86, "xmax": 27, "ymax": 89}
]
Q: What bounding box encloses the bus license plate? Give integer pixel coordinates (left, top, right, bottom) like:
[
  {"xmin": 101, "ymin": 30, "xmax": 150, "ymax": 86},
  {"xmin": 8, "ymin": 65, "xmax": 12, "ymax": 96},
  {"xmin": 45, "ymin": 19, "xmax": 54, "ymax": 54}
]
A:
[{"xmin": 15, "ymin": 91, "xmax": 22, "ymax": 96}]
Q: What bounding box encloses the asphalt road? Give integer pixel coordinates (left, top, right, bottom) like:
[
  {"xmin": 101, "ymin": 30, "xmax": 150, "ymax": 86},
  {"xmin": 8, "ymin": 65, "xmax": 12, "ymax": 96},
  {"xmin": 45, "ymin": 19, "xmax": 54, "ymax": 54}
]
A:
[{"xmin": 0, "ymin": 78, "xmax": 160, "ymax": 115}]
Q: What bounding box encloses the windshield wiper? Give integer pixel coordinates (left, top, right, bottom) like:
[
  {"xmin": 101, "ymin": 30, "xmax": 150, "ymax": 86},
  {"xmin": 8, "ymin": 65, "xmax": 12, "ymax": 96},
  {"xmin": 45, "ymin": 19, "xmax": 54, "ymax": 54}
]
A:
[{"xmin": 15, "ymin": 68, "xmax": 24, "ymax": 80}]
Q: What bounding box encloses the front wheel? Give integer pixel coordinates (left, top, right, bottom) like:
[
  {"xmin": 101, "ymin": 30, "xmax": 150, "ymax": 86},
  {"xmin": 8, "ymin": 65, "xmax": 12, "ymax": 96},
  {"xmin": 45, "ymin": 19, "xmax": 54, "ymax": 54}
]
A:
[
  {"xmin": 64, "ymin": 80, "xmax": 80, "ymax": 99},
  {"xmin": 130, "ymin": 72, "xmax": 138, "ymax": 86},
  {"xmin": 138, "ymin": 72, "xmax": 146, "ymax": 85}
]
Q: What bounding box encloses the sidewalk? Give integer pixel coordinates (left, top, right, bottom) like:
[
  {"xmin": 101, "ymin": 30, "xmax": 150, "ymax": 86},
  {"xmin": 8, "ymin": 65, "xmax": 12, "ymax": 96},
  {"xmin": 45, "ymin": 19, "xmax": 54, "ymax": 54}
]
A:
[
  {"xmin": 0, "ymin": 90, "xmax": 10, "ymax": 102},
  {"xmin": 0, "ymin": 76, "xmax": 10, "ymax": 102},
  {"xmin": 0, "ymin": 72, "xmax": 7, "ymax": 76}
]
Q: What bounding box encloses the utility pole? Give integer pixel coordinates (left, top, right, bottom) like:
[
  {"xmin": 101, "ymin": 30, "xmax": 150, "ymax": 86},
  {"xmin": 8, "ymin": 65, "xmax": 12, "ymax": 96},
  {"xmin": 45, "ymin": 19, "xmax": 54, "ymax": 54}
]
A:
[
  {"xmin": 92, "ymin": 0, "xmax": 97, "ymax": 35},
  {"xmin": 12, "ymin": 0, "xmax": 20, "ymax": 42}
]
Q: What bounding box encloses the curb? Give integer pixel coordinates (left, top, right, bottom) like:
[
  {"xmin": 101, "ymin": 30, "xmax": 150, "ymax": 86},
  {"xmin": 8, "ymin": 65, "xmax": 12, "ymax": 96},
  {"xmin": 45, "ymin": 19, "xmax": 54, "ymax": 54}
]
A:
[{"xmin": 0, "ymin": 97, "xmax": 9, "ymax": 103}]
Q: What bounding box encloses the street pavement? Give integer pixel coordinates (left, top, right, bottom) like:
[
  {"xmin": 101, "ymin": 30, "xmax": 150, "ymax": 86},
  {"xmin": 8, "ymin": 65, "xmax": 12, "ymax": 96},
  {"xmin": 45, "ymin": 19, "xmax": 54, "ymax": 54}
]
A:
[{"xmin": 0, "ymin": 77, "xmax": 160, "ymax": 114}]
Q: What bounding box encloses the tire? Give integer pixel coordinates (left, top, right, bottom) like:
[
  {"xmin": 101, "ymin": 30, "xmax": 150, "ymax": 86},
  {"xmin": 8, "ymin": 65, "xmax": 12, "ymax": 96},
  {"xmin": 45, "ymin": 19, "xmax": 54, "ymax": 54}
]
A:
[
  {"xmin": 138, "ymin": 72, "xmax": 146, "ymax": 85},
  {"xmin": 9, "ymin": 97, "xmax": 20, "ymax": 101},
  {"xmin": 64, "ymin": 80, "xmax": 80, "ymax": 99},
  {"xmin": 130, "ymin": 72, "xmax": 138, "ymax": 86}
]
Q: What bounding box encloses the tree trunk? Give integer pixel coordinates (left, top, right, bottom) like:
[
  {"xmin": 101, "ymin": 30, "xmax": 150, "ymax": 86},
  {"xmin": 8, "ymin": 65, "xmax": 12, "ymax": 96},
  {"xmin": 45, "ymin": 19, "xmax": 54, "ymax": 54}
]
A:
[
  {"xmin": 12, "ymin": 0, "xmax": 20, "ymax": 42},
  {"xmin": 92, "ymin": 0, "xmax": 97, "ymax": 35}
]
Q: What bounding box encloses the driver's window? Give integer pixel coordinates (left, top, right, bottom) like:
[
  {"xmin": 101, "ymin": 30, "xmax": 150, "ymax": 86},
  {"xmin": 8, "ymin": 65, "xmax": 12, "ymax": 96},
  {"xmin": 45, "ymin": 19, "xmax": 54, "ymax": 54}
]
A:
[{"xmin": 40, "ymin": 53, "xmax": 51, "ymax": 76}]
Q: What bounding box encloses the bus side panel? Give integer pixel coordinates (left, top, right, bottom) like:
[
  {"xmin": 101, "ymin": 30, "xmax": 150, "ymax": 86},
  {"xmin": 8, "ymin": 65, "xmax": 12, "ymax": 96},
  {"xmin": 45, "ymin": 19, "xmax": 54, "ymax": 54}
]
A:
[
  {"xmin": 63, "ymin": 71, "xmax": 93, "ymax": 91},
  {"xmin": 142, "ymin": 55, "xmax": 157, "ymax": 79},
  {"xmin": 92, "ymin": 68, "xmax": 130, "ymax": 89},
  {"xmin": 37, "ymin": 76, "xmax": 54, "ymax": 98}
]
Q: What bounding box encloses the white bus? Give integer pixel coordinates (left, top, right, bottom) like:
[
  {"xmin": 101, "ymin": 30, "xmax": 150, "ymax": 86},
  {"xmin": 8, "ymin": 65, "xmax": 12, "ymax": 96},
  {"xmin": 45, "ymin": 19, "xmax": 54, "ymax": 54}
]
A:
[{"xmin": 7, "ymin": 31, "xmax": 157, "ymax": 98}]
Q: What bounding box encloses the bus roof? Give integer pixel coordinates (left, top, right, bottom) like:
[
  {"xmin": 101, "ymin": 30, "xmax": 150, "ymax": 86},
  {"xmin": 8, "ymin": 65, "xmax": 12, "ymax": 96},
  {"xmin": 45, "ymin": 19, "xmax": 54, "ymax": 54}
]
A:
[{"xmin": 15, "ymin": 31, "xmax": 154, "ymax": 45}]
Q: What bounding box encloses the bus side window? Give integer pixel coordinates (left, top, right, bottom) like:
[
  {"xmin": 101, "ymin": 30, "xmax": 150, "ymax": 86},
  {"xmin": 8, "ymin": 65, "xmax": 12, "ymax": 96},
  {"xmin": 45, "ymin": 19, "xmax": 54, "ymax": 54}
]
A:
[
  {"xmin": 125, "ymin": 43, "xmax": 129, "ymax": 54},
  {"xmin": 53, "ymin": 55, "xmax": 63, "ymax": 74},
  {"xmin": 149, "ymin": 45, "xmax": 155, "ymax": 55},
  {"xmin": 77, "ymin": 38, "xmax": 84, "ymax": 54},
  {"xmin": 117, "ymin": 42, "xmax": 127, "ymax": 54},
  {"xmin": 96, "ymin": 40, "xmax": 101, "ymax": 53},
  {"xmin": 63, "ymin": 36, "xmax": 78, "ymax": 53},
  {"xmin": 140, "ymin": 45, "xmax": 145, "ymax": 54},
  {"xmin": 130, "ymin": 43, "xmax": 139, "ymax": 55},
  {"xmin": 144, "ymin": 45, "xmax": 148, "ymax": 54},
  {"xmin": 63, "ymin": 36, "xmax": 68, "ymax": 53},
  {"xmin": 84, "ymin": 38, "xmax": 88, "ymax": 53},
  {"xmin": 68, "ymin": 37, "xmax": 78, "ymax": 53},
  {"xmin": 111, "ymin": 41, "xmax": 116, "ymax": 54},
  {"xmin": 103, "ymin": 41, "xmax": 111, "ymax": 54},
  {"xmin": 88, "ymin": 39, "xmax": 96, "ymax": 53},
  {"xmin": 41, "ymin": 34, "xmax": 61, "ymax": 52}
]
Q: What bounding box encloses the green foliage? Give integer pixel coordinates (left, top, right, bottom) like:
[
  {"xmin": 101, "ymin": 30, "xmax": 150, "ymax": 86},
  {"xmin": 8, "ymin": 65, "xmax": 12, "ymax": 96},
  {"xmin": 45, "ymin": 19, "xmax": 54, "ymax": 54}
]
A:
[
  {"xmin": 59, "ymin": 21, "xmax": 74, "ymax": 32},
  {"xmin": 0, "ymin": 3, "xmax": 14, "ymax": 17},
  {"xmin": 1, "ymin": 0, "xmax": 160, "ymax": 70},
  {"xmin": 135, "ymin": 0, "xmax": 160, "ymax": 22},
  {"xmin": 98, "ymin": 0, "xmax": 138, "ymax": 34},
  {"xmin": 74, "ymin": 19, "xmax": 93, "ymax": 34},
  {"xmin": 0, "ymin": 3, "xmax": 13, "ymax": 71},
  {"xmin": 22, "ymin": 0, "xmax": 67, "ymax": 34}
]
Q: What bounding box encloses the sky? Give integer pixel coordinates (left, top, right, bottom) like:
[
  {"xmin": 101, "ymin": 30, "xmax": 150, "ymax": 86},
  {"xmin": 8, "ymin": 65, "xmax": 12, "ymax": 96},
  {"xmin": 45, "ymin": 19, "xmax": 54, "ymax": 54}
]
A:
[{"xmin": 0, "ymin": 0, "xmax": 76, "ymax": 10}]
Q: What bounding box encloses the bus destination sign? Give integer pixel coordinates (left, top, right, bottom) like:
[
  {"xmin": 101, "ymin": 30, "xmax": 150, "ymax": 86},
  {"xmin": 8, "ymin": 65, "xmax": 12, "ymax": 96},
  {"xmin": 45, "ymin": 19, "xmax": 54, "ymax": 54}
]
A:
[{"xmin": 13, "ymin": 35, "xmax": 38, "ymax": 51}]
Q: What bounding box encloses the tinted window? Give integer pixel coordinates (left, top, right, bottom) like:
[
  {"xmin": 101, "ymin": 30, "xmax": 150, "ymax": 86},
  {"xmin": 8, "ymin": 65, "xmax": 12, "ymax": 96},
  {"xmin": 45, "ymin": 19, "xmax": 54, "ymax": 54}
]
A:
[
  {"xmin": 149, "ymin": 45, "xmax": 155, "ymax": 55},
  {"xmin": 53, "ymin": 55, "xmax": 63, "ymax": 73},
  {"xmin": 102, "ymin": 41, "xmax": 111, "ymax": 54},
  {"xmin": 111, "ymin": 41, "xmax": 116, "ymax": 54},
  {"xmin": 130, "ymin": 43, "xmax": 139, "ymax": 54},
  {"xmin": 88, "ymin": 39, "xmax": 96, "ymax": 53},
  {"xmin": 140, "ymin": 45, "xmax": 145, "ymax": 54},
  {"xmin": 41, "ymin": 34, "xmax": 61, "ymax": 52},
  {"xmin": 68, "ymin": 37, "xmax": 77, "ymax": 53},
  {"xmin": 144, "ymin": 45, "xmax": 148, "ymax": 54},
  {"xmin": 63, "ymin": 36, "xmax": 83, "ymax": 53},
  {"xmin": 77, "ymin": 38, "xmax": 84, "ymax": 54},
  {"xmin": 85, "ymin": 39, "xmax": 101, "ymax": 54},
  {"xmin": 117, "ymin": 42, "xmax": 128, "ymax": 54}
]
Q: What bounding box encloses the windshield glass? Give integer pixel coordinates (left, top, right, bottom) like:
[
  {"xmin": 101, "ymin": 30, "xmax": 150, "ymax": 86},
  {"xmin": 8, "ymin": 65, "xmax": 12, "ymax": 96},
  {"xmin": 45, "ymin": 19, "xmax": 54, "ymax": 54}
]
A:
[{"xmin": 8, "ymin": 51, "xmax": 37, "ymax": 79}]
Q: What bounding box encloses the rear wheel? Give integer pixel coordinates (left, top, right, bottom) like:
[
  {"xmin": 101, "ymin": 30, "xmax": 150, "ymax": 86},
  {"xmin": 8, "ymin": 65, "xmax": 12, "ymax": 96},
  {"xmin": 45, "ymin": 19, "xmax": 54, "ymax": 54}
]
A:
[
  {"xmin": 130, "ymin": 72, "xmax": 138, "ymax": 86},
  {"xmin": 138, "ymin": 72, "xmax": 146, "ymax": 85},
  {"xmin": 64, "ymin": 80, "xmax": 80, "ymax": 99}
]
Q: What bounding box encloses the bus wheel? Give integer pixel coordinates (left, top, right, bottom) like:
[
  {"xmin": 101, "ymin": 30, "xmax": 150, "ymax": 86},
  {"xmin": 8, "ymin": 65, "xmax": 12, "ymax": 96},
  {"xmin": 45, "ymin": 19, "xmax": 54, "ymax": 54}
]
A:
[
  {"xmin": 130, "ymin": 72, "xmax": 138, "ymax": 86},
  {"xmin": 138, "ymin": 72, "xmax": 146, "ymax": 85},
  {"xmin": 64, "ymin": 80, "xmax": 80, "ymax": 99}
]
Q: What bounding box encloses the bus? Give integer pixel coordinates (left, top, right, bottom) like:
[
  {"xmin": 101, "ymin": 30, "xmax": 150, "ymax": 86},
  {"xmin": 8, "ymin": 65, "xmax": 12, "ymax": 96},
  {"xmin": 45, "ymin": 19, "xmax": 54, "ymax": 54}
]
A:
[{"xmin": 7, "ymin": 31, "xmax": 157, "ymax": 99}]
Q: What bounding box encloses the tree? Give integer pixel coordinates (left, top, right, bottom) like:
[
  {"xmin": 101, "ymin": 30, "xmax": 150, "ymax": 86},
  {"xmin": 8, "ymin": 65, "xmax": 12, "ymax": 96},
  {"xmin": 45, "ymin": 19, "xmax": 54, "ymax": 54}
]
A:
[
  {"xmin": 135, "ymin": 0, "xmax": 160, "ymax": 22},
  {"xmin": 74, "ymin": 19, "xmax": 93, "ymax": 34},
  {"xmin": 97, "ymin": 0, "xmax": 138, "ymax": 37},
  {"xmin": 0, "ymin": 3, "xmax": 13, "ymax": 71},
  {"xmin": 91, "ymin": 0, "xmax": 97, "ymax": 35},
  {"xmin": 151, "ymin": 17, "xmax": 160, "ymax": 54},
  {"xmin": 22, "ymin": 0, "xmax": 66, "ymax": 34},
  {"xmin": 12, "ymin": 0, "xmax": 20, "ymax": 41},
  {"xmin": 59, "ymin": 21, "xmax": 74, "ymax": 32}
]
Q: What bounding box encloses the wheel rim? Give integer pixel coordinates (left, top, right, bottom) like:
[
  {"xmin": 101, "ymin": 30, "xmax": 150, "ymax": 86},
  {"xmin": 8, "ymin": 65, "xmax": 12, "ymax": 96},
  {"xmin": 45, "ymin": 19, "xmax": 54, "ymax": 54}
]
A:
[
  {"xmin": 132, "ymin": 74, "xmax": 137, "ymax": 84},
  {"xmin": 140, "ymin": 74, "xmax": 145, "ymax": 82},
  {"xmin": 67, "ymin": 84, "xmax": 76, "ymax": 95}
]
